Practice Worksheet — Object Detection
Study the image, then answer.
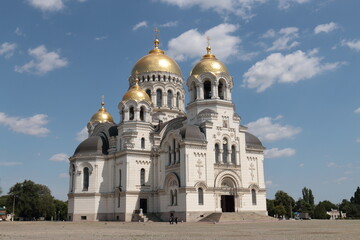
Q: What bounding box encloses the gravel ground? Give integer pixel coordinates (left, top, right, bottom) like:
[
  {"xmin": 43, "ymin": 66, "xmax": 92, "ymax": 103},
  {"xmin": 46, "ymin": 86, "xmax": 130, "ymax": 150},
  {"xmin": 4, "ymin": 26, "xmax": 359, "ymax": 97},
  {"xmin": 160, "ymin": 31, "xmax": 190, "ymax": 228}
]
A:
[{"xmin": 0, "ymin": 220, "xmax": 359, "ymax": 240}]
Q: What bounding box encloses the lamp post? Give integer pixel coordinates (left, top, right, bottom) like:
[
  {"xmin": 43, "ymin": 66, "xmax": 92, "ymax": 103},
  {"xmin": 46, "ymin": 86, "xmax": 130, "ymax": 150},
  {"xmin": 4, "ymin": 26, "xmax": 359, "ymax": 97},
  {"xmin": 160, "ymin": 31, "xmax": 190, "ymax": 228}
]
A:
[{"xmin": 12, "ymin": 195, "xmax": 16, "ymax": 222}]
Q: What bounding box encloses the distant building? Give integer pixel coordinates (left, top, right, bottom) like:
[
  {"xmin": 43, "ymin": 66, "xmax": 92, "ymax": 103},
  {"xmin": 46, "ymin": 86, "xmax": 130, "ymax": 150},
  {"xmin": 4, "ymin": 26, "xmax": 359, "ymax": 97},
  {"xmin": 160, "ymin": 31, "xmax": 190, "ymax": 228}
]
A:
[
  {"xmin": 68, "ymin": 35, "xmax": 267, "ymax": 222},
  {"xmin": 0, "ymin": 207, "xmax": 6, "ymax": 221},
  {"xmin": 327, "ymin": 209, "xmax": 346, "ymax": 220},
  {"xmin": 0, "ymin": 207, "xmax": 11, "ymax": 221}
]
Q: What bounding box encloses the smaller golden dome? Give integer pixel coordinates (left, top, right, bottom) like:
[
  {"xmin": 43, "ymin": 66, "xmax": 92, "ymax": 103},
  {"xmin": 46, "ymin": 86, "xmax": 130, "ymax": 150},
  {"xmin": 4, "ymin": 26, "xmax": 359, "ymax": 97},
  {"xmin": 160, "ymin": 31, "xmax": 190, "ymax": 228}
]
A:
[
  {"xmin": 90, "ymin": 97, "xmax": 114, "ymax": 124},
  {"xmin": 122, "ymin": 79, "xmax": 151, "ymax": 103},
  {"xmin": 190, "ymin": 43, "xmax": 228, "ymax": 77}
]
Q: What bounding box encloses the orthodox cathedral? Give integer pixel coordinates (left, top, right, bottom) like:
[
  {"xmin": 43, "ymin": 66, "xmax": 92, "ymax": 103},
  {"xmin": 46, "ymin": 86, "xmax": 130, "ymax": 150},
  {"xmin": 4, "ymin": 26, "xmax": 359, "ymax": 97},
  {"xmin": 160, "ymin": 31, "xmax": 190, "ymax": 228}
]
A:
[{"xmin": 67, "ymin": 34, "xmax": 267, "ymax": 222}]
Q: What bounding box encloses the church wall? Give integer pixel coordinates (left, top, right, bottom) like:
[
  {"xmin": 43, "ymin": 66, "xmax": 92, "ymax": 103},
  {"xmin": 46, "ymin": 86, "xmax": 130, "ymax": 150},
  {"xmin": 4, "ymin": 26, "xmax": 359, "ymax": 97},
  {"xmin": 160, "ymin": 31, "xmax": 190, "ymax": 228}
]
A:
[{"xmin": 240, "ymin": 191, "xmax": 267, "ymax": 214}]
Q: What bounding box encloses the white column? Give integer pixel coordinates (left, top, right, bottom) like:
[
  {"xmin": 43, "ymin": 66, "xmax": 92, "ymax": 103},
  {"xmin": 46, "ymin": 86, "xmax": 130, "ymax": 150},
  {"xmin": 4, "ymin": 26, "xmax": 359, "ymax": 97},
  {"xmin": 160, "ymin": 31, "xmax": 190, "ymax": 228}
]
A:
[
  {"xmin": 198, "ymin": 84, "xmax": 204, "ymax": 99},
  {"xmin": 212, "ymin": 83, "xmax": 218, "ymax": 99},
  {"xmin": 135, "ymin": 109, "xmax": 140, "ymax": 121}
]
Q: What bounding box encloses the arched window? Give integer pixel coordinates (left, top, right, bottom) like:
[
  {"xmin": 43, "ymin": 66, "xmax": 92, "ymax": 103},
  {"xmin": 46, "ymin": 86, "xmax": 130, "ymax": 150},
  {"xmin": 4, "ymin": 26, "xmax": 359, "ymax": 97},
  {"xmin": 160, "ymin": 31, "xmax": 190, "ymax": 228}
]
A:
[
  {"xmin": 190, "ymin": 82, "xmax": 197, "ymax": 101},
  {"xmin": 218, "ymin": 80, "xmax": 225, "ymax": 100},
  {"xmin": 223, "ymin": 138, "xmax": 228, "ymax": 163},
  {"xmin": 141, "ymin": 137, "xmax": 145, "ymax": 149},
  {"xmin": 121, "ymin": 109, "xmax": 124, "ymax": 122},
  {"xmin": 204, "ymin": 80, "xmax": 212, "ymax": 99},
  {"xmin": 140, "ymin": 168, "xmax": 145, "ymax": 186},
  {"xmin": 231, "ymin": 145, "xmax": 236, "ymax": 164},
  {"xmin": 252, "ymin": 189, "xmax": 257, "ymax": 205},
  {"xmin": 198, "ymin": 188, "xmax": 204, "ymax": 205},
  {"xmin": 174, "ymin": 189, "xmax": 178, "ymax": 205},
  {"xmin": 140, "ymin": 106, "xmax": 145, "ymax": 121},
  {"xmin": 176, "ymin": 92, "xmax": 180, "ymax": 108},
  {"xmin": 118, "ymin": 194, "xmax": 121, "ymax": 208},
  {"xmin": 119, "ymin": 169, "xmax": 122, "ymax": 187},
  {"xmin": 168, "ymin": 146, "xmax": 172, "ymax": 165},
  {"xmin": 70, "ymin": 164, "xmax": 75, "ymax": 192},
  {"xmin": 146, "ymin": 89, "xmax": 151, "ymax": 99},
  {"xmin": 129, "ymin": 107, "xmax": 134, "ymax": 120},
  {"xmin": 167, "ymin": 90, "xmax": 173, "ymax": 108},
  {"xmin": 156, "ymin": 89, "xmax": 162, "ymax": 107},
  {"xmin": 173, "ymin": 139, "xmax": 176, "ymax": 163},
  {"xmin": 170, "ymin": 190, "xmax": 174, "ymax": 205},
  {"xmin": 83, "ymin": 167, "xmax": 89, "ymax": 191},
  {"xmin": 215, "ymin": 144, "xmax": 220, "ymax": 163}
]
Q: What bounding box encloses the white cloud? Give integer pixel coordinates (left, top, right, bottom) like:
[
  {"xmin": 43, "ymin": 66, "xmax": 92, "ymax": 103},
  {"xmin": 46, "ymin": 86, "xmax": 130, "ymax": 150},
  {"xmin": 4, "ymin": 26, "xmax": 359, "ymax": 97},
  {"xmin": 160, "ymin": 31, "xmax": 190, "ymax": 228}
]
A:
[
  {"xmin": 243, "ymin": 49, "xmax": 343, "ymax": 92},
  {"xmin": 262, "ymin": 29, "xmax": 276, "ymax": 38},
  {"xmin": 354, "ymin": 108, "xmax": 360, "ymax": 114},
  {"xmin": 342, "ymin": 39, "xmax": 360, "ymax": 52},
  {"xmin": 299, "ymin": 163, "xmax": 304, "ymax": 167},
  {"xmin": 265, "ymin": 27, "xmax": 300, "ymax": 52},
  {"xmin": 327, "ymin": 162, "xmax": 337, "ymax": 168},
  {"xmin": 278, "ymin": 0, "xmax": 310, "ymax": 10},
  {"xmin": 247, "ymin": 115, "xmax": 301, "ymax": 141},
  {"xmin": 0, "ymin": 162, "xmax": 22, "ymax": 166},
  {"xmin": 95, "ymin": 36, "xmax": 108, "ymax": 41},
  {"xmin": 265, "ymin": 180, "xmax": 273, "ymax": 186},
  {"xmin": 15, "ymin": 45, "xmax": 68, "ymax": 75},
  {"xmin": 0, "ymin": 42, "xmax": 17, "ymax": 58},
  {"xmin": 314, "ymin": 22, "xmax": 338, "ymax": 34},
  {"xmin": 158, "ymin": 0, "xmax": 266, "ymax": 20},
  {"xmin": 15, "ymin": 27, "xmax": 26, "ymax": 37},
  {"xmin": 167, "ymin": 23, "xmax": 240, "ymax": 62},
  {"xmin": 59, "ymin": 173, "xmax": 68, "ymax": 178},
  {"xmin": 0, "ymin": 112, "xmax": 50, "ymax": 137},
  {"xmin": 264, "ymin": 147, "xmax": 296, "ymax": 158},
  {"xmin": 49, "ymin": 153, "xmax": 69, "ymax": 162},
  {"xmin": 133, "ymin": 21, "xmax": 148, "ymax": 31},
  {"xmin": 334, "ymin": 177, "xmax": 348, "ymax": 183},
  {"xmin": 265, "ymin": 180, "xmax": 279, "ymax": 188},
  {"xmin": 160, "ymin": 21, "xmax": 178, "ymax": 27},
  {"xmin": 76, "ymin": 126, "xmax": 88, "ymax": 142},
  {"xmin": 26, "ymin": 0, "xmax": 64, "ymax": 12}
]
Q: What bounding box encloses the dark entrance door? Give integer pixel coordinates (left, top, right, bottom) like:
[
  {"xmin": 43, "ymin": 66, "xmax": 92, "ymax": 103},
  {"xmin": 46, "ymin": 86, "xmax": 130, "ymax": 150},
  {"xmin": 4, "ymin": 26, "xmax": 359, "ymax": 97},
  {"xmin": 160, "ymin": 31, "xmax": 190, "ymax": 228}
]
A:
[
  {"xmin": 140, "ymin": 199, "xmax": 147, "ymax": 213},
  {"xmin": 221, "ymin": 195, "xmax": 235, "ymax": 212}
]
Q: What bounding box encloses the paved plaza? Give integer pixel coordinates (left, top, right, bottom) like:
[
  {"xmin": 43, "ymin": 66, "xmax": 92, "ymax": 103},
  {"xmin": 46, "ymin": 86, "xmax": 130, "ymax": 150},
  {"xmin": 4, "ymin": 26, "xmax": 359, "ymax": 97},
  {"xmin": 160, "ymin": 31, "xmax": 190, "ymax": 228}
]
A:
[{"xmin": 0, "ymin": 220, "xmax": 359, "ymax": 240}]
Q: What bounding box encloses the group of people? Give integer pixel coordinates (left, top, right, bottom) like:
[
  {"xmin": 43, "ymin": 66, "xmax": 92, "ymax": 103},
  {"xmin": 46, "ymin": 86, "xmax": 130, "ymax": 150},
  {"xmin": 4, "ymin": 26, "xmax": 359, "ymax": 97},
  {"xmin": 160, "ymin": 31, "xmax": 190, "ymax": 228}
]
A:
[{"xmin": 169, "ymin": 215, "xmax": 178, "ymax": 224}]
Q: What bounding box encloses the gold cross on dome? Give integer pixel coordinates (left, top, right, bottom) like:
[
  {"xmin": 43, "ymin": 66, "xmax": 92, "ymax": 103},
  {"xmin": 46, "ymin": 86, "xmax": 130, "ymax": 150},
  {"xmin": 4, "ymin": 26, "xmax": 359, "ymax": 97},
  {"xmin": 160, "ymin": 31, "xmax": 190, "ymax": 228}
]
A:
[
  {"xmin": 155, "ymin": 27, "xmax": 159, "ymax": 39},
  {"xmin": 206, "ymin": 36, "xmax": 210, "ymax": 46}
]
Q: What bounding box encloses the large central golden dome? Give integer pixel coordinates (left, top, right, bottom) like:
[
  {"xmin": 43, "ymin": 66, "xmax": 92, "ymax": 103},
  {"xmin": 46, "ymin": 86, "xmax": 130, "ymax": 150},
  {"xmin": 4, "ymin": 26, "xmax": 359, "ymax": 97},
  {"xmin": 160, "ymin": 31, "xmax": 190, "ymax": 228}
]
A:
[
  {"xmin": 190, "ymin": 45, "xmax": 228, "ymax": 77},
  {"xmin": 131, "ymin": 39, "xmax": 182, "ymax": 77}
]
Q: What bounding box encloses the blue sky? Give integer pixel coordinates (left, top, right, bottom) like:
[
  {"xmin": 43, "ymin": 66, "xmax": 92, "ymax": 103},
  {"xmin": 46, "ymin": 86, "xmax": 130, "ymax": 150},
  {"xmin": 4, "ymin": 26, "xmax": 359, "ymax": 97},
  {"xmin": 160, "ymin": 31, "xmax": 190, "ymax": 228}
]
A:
[{"xmin": 0, "ymin": 0, "xmax": 359, "ymax": 204}]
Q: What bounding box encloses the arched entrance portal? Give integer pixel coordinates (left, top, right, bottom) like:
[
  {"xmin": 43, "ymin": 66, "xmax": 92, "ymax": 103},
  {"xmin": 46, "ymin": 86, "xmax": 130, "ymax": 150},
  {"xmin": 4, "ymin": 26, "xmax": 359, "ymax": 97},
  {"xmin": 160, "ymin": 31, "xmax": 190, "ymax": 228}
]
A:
[{"xmin": 220, "ymin": 178, "xmax": 236, "ymax": 212}]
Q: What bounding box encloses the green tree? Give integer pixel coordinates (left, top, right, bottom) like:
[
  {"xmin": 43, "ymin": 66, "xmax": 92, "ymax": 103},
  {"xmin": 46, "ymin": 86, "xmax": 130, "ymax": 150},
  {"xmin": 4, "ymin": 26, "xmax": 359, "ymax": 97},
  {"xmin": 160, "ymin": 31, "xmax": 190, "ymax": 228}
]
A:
[
  {"xmin": 350, "ymin": 187, "xmax": 360, "ymax": 205},
  {"xmin": 274, "ymin": 204, "xmax": 286, "ymax": 218},
  {"xmin": 274, "ymin": 190, "xmax": 295, "ymax": 219},
  {"xmin": 54, "ymin": 199, "xmax": 68, "ymax": 221},
  {"xmin": 267, "ymin": 199, "xmax": 275, "ymax": 217},
  {"xmin": 301, "ymin": 187, "xmax": 315, "ymax": 216},
  {"xmin": 7, "ymin": 180, "xmax": 55, "ymax": 220},
  {"xmin": 0, "ymin": 195, "xmax": 9, "ymax": 212},
  {"xmin": 313, "ymin": 201, "xmax": 336, "ymax": 219}
]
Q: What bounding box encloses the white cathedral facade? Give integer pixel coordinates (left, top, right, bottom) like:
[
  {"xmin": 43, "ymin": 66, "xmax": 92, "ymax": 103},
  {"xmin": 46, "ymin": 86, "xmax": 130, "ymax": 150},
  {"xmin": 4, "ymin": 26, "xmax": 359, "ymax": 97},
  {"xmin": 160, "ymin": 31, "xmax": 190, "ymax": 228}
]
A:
[{"xmin": 67, "ymin": 36, "xmax": 267, "ymax": 222}]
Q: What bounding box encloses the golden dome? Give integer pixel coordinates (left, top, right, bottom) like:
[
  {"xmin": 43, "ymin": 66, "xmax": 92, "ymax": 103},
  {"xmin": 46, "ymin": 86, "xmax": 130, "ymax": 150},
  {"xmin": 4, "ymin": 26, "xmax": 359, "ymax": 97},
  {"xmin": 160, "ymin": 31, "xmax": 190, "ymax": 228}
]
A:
[
  {"xmin": 190, "ymin": 44, "xmax": 228, "ymax": 77},
  {"xmin": 122, "ymin": 79, "xmax": 151, "ymax": 103},
  {"xmin": 131, "ymin": 38, "xmax": 182, "ymax": 76},
  {"xmin": 90, "ymin": 97, "xmax": 114, "ymax": 124}
]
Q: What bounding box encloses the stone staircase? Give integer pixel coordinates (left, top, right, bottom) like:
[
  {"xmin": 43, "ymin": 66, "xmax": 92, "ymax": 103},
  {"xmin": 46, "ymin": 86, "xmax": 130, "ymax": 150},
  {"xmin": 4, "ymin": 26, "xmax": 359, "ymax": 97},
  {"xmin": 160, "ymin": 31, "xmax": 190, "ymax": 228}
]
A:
[
  {"xmin": 199, "ymin": 212, "xmax": 277, "ymax": 223},
  {"xmin": 132, "ymin": 212, "xmax": 163, "ymax": 222}
]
